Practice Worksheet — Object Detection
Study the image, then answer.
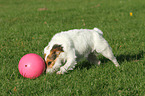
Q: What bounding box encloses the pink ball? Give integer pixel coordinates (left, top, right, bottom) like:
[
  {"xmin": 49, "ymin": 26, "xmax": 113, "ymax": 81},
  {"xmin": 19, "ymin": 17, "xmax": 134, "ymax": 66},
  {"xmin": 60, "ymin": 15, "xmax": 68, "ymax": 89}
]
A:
[{"xmin": 18, "ymin": 53, "xmax": 45, "ymax": 79}]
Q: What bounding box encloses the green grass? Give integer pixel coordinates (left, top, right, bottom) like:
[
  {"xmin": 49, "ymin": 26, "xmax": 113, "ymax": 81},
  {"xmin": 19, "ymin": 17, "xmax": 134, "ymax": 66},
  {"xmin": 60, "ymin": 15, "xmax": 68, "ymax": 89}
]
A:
[{"xmin": 0, "ymin": 0, "xmax": 145, "ymax": 95}]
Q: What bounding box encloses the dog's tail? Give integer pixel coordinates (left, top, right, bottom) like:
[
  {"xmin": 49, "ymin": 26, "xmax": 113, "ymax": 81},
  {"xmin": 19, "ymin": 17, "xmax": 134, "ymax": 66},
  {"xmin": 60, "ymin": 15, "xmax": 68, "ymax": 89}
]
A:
[{"xmin": 93, "ymin": 28, "xmax": 103, "ymax": 35}]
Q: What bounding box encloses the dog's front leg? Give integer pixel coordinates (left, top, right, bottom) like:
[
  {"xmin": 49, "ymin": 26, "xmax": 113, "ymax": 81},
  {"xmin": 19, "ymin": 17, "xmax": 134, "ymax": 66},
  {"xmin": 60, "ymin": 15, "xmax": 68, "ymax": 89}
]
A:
[
  {"xmin": 57, "ymin": 49, "xmax": 76, "ymax": 74},
  {"xmin": 53, "ymin": 58, "xmax": 62, "ymax": 71}
]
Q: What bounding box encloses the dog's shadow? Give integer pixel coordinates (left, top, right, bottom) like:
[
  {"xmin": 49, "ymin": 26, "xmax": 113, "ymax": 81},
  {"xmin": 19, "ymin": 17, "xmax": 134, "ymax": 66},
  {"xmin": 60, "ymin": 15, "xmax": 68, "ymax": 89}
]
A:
[{"xmin": 76, "ymin": 50, "xmax": 144, "ymax": 70}]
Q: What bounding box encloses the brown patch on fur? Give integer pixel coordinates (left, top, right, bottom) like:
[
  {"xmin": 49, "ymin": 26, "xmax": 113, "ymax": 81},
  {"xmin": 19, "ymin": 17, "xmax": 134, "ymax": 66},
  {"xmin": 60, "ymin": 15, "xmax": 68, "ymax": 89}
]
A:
[
  {"xmin": 46, "ymin": 44, "xmax": 64, "ymax": 68},
  {"xmin": 44, "ymin": 53, "xmax": 46, "ymax": 59}
]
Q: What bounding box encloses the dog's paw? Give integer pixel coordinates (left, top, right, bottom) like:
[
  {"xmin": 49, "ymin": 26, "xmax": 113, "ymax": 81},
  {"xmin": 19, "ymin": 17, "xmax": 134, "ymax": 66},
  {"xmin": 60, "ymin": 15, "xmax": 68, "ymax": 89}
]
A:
[
  {"xmin": 115, "ymin": 64, "xmax": 120, "ymax": 67},
  {"xmin": 97, "ymin": 60, "xmax": 101, "ymax": 66},
  {"xmin": 56, "ymin": 71, "xmax": 63, "ymax": 75},
  {"xmin": 56, "ymin": 66, "xmax": 67, "ymax": 74}
]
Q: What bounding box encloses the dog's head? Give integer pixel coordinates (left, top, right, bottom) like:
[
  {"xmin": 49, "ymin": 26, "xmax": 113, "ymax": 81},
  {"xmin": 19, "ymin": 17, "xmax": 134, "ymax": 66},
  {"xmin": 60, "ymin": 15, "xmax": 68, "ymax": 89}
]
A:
[{"xmin": 44, "ymin": 44, "xmax": 64, "ymax": 73}]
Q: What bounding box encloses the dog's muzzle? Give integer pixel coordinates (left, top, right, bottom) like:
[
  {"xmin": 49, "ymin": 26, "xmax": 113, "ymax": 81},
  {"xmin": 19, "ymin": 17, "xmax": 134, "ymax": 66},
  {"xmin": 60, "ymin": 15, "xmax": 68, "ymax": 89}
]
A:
[{"xmin": 46, "ymin": 67, "xmax": 55, "ymax": 74}]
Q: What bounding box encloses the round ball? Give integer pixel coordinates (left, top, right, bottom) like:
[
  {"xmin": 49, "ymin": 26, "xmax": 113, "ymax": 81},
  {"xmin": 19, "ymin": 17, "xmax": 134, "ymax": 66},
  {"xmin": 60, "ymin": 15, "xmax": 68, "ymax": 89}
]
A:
[{"xmin": 18, "ymin": 53, "xmax": 45, "ymax": 79}]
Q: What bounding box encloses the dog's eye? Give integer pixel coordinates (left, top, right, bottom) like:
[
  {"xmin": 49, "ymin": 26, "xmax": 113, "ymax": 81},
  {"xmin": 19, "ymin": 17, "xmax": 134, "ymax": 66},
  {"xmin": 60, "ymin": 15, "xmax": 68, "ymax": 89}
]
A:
[{"xmin": 47, "ymin": 62, "xmax": 52, "ymax": 65}]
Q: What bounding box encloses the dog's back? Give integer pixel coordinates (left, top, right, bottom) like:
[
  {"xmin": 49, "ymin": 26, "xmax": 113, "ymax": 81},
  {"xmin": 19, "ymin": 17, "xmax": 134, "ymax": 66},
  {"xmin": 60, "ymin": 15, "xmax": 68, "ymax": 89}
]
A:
[{"xmin": 50, "ymin": 28, "xmax": 107, "ymax": 56}]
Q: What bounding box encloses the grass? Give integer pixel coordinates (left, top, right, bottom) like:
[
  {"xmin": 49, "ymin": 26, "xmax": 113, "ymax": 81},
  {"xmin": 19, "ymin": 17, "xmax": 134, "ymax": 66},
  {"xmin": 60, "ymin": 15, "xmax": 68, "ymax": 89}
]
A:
[{"xmin": 0, "ymin": 0, "xmax": 145, "ymax": 95}]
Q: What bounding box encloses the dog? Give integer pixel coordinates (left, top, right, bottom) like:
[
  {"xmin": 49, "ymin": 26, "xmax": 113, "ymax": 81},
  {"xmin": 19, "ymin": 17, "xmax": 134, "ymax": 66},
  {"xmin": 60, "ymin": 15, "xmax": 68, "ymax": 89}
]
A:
[{"xmin": 44, "ymin": 28, "xmax": 120, "ymax": 74}]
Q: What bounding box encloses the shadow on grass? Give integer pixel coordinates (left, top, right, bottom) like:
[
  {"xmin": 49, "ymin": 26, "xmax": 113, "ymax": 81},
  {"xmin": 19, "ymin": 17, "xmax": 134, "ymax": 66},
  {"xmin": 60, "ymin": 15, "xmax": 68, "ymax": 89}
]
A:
[
  {"xmin": 116, "ymin": 50, "xmax": 144, "ymax": 63},
  {"xmin": 76, "ymin": 50, "xmax": 144, "ymax": 70}
]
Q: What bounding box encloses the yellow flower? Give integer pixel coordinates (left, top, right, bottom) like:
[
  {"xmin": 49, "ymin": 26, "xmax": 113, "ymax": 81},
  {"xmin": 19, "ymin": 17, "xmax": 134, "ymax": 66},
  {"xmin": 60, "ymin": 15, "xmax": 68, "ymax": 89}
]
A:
[{"xmin": 130, "ymin": 12, "xmax": 133, "ymax": 16}]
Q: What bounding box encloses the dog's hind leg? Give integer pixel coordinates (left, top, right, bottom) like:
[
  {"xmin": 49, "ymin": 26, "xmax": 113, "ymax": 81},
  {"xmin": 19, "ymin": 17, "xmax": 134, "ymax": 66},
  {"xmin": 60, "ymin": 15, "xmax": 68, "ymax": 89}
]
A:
[
  {"xmin": 87, "ymin": 52, "xmax": 101, "ymax": 65},
  {"xmin": 99, "ymin": 46, "xmax": 120, "ymax": 67}
]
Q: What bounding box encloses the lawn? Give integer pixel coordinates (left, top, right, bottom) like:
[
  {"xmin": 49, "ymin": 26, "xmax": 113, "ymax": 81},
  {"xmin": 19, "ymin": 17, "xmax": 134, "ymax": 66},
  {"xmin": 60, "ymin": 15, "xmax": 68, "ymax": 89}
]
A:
[{"xmin": 0, "ymin": 0, "xmax": 145, "ymax": 95}]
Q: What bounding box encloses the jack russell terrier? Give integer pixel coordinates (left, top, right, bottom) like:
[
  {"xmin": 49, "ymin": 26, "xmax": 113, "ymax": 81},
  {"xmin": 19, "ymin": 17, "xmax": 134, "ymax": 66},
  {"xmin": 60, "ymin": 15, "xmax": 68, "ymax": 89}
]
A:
[{"xmin": 44, "ymin": 28, "xmax": 120, "ymax": 74}]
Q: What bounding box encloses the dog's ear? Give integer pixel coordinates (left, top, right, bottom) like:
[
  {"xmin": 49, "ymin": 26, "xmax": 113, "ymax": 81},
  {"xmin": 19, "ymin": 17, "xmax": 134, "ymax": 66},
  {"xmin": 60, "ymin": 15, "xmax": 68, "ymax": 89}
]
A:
[
  {"xmin": 52, "ymin": 44, "xmax": 63, "ymax": 51},
  {"xmin": 51, "ymin": 44, "xmax": 64, "ymax": 55}
]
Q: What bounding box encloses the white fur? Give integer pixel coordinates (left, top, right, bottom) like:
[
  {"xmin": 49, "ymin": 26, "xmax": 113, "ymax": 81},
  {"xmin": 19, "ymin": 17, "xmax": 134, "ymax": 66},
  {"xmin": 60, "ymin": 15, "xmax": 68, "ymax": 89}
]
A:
[{"xmin": 44, "ymin": 28, "xmax": 120, "ymax": 74}]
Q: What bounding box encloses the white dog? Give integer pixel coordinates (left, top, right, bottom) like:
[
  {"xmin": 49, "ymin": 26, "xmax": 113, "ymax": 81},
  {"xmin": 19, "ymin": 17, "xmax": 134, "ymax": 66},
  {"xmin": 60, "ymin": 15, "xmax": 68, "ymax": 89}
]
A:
[{"xmin": 44, "ymin": 28, "xmax": 120, "ymax": 74}]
